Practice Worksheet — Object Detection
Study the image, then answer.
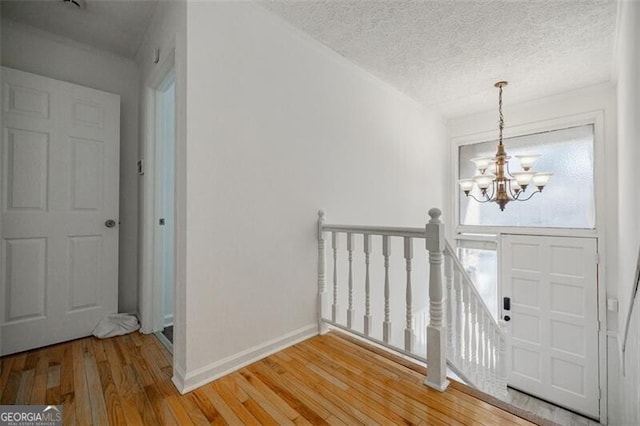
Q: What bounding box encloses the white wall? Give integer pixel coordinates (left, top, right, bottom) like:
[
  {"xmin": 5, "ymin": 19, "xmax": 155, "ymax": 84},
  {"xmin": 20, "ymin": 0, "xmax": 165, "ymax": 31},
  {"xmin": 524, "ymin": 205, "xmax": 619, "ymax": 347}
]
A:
[
  {"xmin": 176, "ymin": 2, "xmax": 447, "ymax": 391},
  {"xmin": 615, "ymin": 1, "xmax": 640, "ymax": 424},
  {"xmin": 448, "ymin": 83, "xmax": 618, "ymax": 421},
  {"xmin": 0, "ymin": 20, "xmax": 140, "ymax": 314}
]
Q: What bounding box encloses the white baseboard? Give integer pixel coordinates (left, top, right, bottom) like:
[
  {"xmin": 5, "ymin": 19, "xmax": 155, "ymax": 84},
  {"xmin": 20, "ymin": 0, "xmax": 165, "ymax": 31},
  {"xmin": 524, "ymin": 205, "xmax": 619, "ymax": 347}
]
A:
[
  {"xmin": 172, "ymin": 364, "xmax": 186, "ymax": 393},
  {"xmin": 172, "ymin": 323, "xmax": 317, "ymax": 394}
]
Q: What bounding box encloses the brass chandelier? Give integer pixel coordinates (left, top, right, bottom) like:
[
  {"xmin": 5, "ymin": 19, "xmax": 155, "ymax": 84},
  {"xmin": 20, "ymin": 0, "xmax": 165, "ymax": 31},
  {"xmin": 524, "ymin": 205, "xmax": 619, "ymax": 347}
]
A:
[{"xmin": 458, "ymin": 81, "xmax": 553, "ymax": 211}]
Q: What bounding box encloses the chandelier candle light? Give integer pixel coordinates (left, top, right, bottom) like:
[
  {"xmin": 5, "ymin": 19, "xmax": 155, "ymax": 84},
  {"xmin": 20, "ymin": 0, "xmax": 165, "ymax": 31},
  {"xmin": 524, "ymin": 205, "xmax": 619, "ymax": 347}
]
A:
[{"xmin": 458, "ymin": 81, "xmax": 553, "ymax": 211}]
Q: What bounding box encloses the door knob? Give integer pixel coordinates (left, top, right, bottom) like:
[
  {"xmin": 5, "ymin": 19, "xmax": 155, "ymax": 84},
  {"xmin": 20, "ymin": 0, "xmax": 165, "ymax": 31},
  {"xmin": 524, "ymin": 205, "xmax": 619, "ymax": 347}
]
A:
[
  {"xmin": 105, "ymin": 219, "xmax": 117, "ymax": 228},
  {"xmin": 504, "ymin": 315, "xmax": 511, "ymax": 322}
]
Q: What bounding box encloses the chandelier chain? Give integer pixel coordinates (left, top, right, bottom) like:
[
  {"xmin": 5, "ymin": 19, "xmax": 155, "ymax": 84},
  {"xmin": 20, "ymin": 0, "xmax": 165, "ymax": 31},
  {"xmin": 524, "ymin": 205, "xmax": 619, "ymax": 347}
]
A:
[{"xmin": 498, "ymin": 84, "xmax": 504, "ymax": 146}]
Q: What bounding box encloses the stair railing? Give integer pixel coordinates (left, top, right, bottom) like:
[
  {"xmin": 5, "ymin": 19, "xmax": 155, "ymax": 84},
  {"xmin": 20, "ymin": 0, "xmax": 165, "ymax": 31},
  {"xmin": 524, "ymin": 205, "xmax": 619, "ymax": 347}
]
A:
[
  {"xmin": 317, "ymin": 208, "xmax": 507, "ymax": 397},
  {"xmin": 444, "ymin": 240, "xmax": 508, "ymax": 397}
]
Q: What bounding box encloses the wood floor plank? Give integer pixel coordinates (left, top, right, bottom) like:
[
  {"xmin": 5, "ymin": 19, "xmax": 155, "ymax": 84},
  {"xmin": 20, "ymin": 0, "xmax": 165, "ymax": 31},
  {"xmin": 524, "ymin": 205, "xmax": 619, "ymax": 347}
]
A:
[
  {"xmin": 287, "ymin": 345, "xmax": 419, "ymax": 426},
  {"xmin": 275, "ymin": 350, "xmax": 382, "ymax": 425},
  {"xmin": 231, "ymin": 371, "xmax": 296, "ymax": 425},
  {"xmin": 92, "ymin": 338, "xmax": 108, "ymax": 364},
  {"xmin": 213, "ymin": 377, "xmax": 268, "ymax": 425},
  {"xmin": 248, "ymin": 361, "xmax": 330, "ymax": 424},
  {"xmin": 293, "ymin": 340, "xmax": 429, "ymax": 425},
  {"xmin": 257, "ymin": 358, "xmax": 344, "ymax": 421},
  {"xmin": 97, "ymin": 359, "xmax": 127, "ymax": 426},
  {"xmin": 195, "ymin": 382, "xmax": 246, "ymax": 425},
  {"xmin": 179, "ymin": 393, "xmax": 215, "ymax": 425},
  {"xmin": 0, "ymin": 356, "xmax": 14, "ymax": 390},
  {"xmin": 84, "ymin": 339, "xmax": 110, "ymax": 426},
  {"xmin": 71, "ymin": 340, "xmax": 92, "ymax": 424},
  {"xmin": 30, "ymin": 350, "xmax": 49, "ymax": 404},
  {"xmin": 0, "ymin": 353, "xmax": 25, "ymax": 405},
  {"xmin": 190, "ymin": 387, "xmax": 224, "ymax": 423},
  {"xmin": 47, "ymin": 364, "xmax": 61, "ymax": 390},
  {"xmin": 166, "ymin": 394, "xmax": 196, "ymax": 426},
  {"xmin": 59, "ymin": 344, "xmax": 74, "ymax": 398},
  {"xmin": 15, "ymin": 368, "xmax": 35, "ymax": 404},
  {"xmin": 62, "ymin": 391, "xmax": 76, "ymax": 426},
  {"xmin": 238, "ymin": 369, "xmax": 302, "ymax": 421}
]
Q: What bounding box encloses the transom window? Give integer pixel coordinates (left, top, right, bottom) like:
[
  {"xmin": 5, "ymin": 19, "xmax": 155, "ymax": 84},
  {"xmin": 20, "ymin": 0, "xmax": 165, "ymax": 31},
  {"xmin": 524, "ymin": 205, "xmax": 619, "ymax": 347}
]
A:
[{"xmin": 458, "ymin": 124, "xmax": 595, "ymax": 229}]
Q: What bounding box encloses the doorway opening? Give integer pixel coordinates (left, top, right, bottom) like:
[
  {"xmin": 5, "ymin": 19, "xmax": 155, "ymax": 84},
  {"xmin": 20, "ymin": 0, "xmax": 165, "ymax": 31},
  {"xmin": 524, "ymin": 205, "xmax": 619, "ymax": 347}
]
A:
[
  {"xmin": 153, "ymin": 70, "xmax": 176, "ymax": 351},
  {"xmin": 454, "ymin": 118, "xmax": 606, "ymax": 421}
]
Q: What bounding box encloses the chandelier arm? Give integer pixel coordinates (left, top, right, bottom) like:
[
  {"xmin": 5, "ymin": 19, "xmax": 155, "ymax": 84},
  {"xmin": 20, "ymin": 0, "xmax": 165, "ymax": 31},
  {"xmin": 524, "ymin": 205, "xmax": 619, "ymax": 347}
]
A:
[
  {"xmin": 507, "ymin": 184, "xmax": 522, "ymax": 199},
  {"xmin": 482, "ymin": 181, "xmax": 497, "ymax": 202},
  {"xmin": 505, "ymin": 160, "xmax": 514, "ymax": 179},
  {"xmin": 513, "ymin": 189, "xmax": 542, "ymax": 202},
  {"xmin": 466, "ymin": 193, "xmax": 493, "ymax": 204}
]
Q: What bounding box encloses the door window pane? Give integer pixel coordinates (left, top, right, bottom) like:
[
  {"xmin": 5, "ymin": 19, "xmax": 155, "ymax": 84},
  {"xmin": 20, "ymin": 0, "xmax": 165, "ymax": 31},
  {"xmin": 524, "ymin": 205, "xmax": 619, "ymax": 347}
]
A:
[
  {"xmin": 458, "ymin": 125, "xmax": 595, "ymax": 228},
  {"xmin": 457, "ymin": 242, "xmax": 498, "ymax": 320}
]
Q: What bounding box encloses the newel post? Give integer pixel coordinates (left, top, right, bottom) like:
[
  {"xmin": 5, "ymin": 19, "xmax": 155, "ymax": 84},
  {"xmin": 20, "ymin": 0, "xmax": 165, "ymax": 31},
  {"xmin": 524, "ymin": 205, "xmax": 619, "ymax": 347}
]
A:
[
  {"xmin": 317, "ymin": 210, "xmax": 329, "ymax": 334},
  {"xmin": 425, "ymin": 208, "xmax": 450, "ymax": 391}
]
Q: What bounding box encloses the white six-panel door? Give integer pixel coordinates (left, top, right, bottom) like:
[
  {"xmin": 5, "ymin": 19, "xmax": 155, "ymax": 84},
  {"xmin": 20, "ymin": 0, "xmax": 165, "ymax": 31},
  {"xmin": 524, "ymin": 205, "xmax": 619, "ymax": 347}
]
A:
[
  {"xmin": 1, "ymin": 67, "xmax": 120, "ymax": 355},
  {"xmin": 501, "ymin": 234, "xmax": 599, "ymax": 419}
]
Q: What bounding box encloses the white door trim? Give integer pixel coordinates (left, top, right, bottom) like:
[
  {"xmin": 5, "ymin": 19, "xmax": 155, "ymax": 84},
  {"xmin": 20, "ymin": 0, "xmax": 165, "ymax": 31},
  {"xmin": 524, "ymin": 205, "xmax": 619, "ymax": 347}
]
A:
[
  {"xmin": 153, "ymin": 70, "xmax": 175, "ymax": 333},
  {"xmin": 140, "ymin": 50, "xmax": 176, "ymax": 335}
]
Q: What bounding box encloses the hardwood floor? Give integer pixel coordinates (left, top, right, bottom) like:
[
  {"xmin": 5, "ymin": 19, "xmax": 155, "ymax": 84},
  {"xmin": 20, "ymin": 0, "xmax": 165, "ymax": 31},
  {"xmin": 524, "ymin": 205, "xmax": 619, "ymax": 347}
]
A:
[{"xmin": 0, "ymin": 331, "xmax": 543, "ymax": 425}]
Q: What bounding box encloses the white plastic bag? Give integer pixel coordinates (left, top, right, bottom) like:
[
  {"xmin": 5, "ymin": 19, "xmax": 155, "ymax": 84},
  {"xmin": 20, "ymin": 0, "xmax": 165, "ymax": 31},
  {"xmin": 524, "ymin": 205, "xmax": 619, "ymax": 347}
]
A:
[{"xmin": 92, "ymin": 313, "xmax": 140, "ymax": 338}]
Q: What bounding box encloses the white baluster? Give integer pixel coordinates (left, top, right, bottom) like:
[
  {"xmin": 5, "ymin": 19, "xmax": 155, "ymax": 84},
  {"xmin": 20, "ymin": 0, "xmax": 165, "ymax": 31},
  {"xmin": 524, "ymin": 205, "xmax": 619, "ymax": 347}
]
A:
[
  {"xmin": 470, "ymin": 293, "xmax": 478, "ymax": 381},
  {"xmin": 498, "ymin": 320, "xmax": 508, "ymax": 397},
  {"xmin": 445, "ymin": 252, "xmax": 453, "ymax": 359},
  {"xmin": 346, "ymin": 233, "xmax": 355, "ymax": 329},
  {"xmin": 404, "ymin": 237, "xmax": 414, "ymax": 352},
  {"xmin": 363, "ymin": 234, "xmax": 372, "ymax": 336},
  {"xmin": 477, "ymin": 308, "xmax": 485, "ymax": 389},
  {"xmin": 490, "ymin": 323, "xmax": 498, "ymax": 395},
  {"xmin": 425, "ymin": 208, "xmax": 449, "ymax": 392},
  {"xmin": 463, "ymin": 281, "xmax": 471, "ymax": 370},
  {"xmin": 331, "ymin": 232, "xmax": 339, "ymax": 322},
  {"xmin": 317, "ymin": 210, "xmax": 328, "ymax": 334},
  {"xmin": 454, "ymin": 267, "xmax": 463, "ymax": 366},
  {"xmin": 382, "ymin": 235, "xmax": 392, "ymax": 344},
  {"xmin": 483, "ymin": 310, "xmax": 490, "ymax": 390}
]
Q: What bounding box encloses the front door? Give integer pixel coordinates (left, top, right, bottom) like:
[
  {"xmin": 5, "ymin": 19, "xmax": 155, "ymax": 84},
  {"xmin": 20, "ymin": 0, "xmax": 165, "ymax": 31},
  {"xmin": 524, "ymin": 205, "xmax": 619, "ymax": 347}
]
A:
[
  {"xmin": 501, "ymin": 234, "xmax": 599, "ymax": 419},
  {"xmin": 1, "ymin": 67, "xmax": 120, "ymax": 355}
]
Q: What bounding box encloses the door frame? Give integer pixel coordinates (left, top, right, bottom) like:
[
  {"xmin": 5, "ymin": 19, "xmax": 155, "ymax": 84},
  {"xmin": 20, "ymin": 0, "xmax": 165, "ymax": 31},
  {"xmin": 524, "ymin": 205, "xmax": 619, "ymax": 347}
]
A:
[
  {"xmin": 499, "ymin": 232, "xmax": 602, "ymax": 419},
  {"xmin": 153, "ymin": 70, "xmax": 176, "ymax": 334},
  {"xmin": 450, "ymin": 109, "xmax": 609, "ymax": 421},
  {"xmin": 140, "ymin": 50, "xmax": 176, "ymax": 336}
]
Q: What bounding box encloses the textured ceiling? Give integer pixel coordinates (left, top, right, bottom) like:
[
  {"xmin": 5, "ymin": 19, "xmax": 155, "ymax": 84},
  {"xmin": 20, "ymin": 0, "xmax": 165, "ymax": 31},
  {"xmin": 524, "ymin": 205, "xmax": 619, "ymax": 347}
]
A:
[
  {"xmin": 1, "ymin": 1, "xmax": 617, "ymax": 116},
  {"xmin": 261, "ymin": 0, "xmax": 618, "ymax": 118},
  {"xmin": 0, "ymin": 0, "xmax": 158, "ymax": 59}
]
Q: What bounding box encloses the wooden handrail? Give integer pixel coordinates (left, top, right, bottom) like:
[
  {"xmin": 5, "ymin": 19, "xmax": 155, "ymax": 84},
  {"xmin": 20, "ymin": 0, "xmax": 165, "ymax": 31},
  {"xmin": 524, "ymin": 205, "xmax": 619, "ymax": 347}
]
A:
[{"xmin": 322, "ymin": 224, "xmax": 426, "ymax": 238}]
